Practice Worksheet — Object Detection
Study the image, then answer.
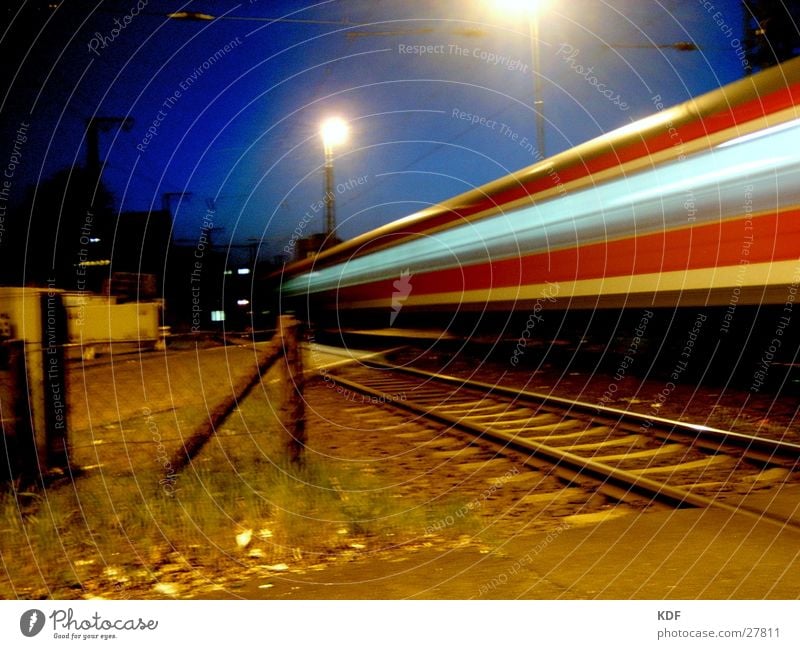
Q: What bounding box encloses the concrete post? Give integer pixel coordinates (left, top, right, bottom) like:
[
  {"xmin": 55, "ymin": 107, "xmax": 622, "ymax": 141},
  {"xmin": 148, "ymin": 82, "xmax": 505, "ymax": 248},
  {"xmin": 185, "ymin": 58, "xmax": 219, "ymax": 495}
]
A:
[{"xmin": 0, "ymin": 340, "xmax": 37, "ymax": 481}]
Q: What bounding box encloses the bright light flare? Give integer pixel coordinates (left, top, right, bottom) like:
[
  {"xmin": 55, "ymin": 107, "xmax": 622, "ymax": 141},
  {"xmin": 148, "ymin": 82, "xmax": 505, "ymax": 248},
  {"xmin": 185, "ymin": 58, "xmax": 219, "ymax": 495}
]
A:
[
  {"xmin": 494, "ymin": 0, "xmax": 550, "ymax": 14},
  {"xmin": 320, "ymin": 117, "xmax": 349, "ymax": 148}
]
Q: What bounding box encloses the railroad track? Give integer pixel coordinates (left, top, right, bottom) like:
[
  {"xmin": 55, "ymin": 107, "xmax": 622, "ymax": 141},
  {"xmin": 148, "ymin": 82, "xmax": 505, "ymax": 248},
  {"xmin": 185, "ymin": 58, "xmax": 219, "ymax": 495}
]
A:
[{"xmin": 321, "ymin": 359, "xmax": 800, "ymax": 533}]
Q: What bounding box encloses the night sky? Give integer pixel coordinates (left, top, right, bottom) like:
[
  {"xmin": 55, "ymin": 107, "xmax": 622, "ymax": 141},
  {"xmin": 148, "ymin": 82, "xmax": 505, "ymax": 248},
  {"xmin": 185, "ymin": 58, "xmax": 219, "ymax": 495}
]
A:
[{"xmin": 1, "ymin": 0, "xmax": 751, "ymax": 269}]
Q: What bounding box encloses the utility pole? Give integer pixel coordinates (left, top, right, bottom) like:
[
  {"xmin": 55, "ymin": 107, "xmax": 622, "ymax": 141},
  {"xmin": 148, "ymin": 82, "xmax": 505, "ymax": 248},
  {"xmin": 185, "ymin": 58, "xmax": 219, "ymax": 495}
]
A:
[
  {"xmin": 85, "ymin": 117, "xmax": 134, "ymax": 183},
  {"xmin": 162, "ymin": 192, "xmax": 192, "ymax": 217}
]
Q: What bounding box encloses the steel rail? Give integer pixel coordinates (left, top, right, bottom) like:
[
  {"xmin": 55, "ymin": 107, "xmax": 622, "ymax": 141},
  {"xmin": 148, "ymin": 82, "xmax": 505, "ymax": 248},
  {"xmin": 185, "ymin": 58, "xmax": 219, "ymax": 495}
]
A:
[
  {"xmin": 324, "ymin": 365, "xmax": 800, "ymax": 534},
  {"xmin": 364, "ymin": 360, "xmax": 800, "ymax": 462}
]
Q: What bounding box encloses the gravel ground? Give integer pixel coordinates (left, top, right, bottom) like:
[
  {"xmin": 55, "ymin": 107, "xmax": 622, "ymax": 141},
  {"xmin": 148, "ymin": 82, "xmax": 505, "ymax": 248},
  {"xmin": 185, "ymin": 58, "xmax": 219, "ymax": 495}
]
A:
[{"xmin": 7, "ymin": 339, "xmax": 794, "ymax": 600}]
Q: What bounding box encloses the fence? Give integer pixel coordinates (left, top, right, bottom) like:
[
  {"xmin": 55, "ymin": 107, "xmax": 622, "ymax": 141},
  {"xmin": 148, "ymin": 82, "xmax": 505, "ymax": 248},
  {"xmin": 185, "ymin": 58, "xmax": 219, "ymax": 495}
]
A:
[{"xmin": 1, "ymin": 309, "xmax": 305, "ymax": 487}]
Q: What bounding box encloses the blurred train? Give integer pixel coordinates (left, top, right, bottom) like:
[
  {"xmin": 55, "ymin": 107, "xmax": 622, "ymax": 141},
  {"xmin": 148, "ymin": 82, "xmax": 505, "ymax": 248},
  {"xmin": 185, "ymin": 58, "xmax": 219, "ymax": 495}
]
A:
[{"xmin": 279, "ymin": 57, "xmax": 800, "ymax": 353}]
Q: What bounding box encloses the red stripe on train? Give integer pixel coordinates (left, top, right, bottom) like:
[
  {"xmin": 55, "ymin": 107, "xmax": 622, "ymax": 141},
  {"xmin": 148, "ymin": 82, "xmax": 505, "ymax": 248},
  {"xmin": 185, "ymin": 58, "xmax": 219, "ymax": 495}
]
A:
[{"xmin": 331, "ymin": 208, "xmax": 800, "ymax": 302}]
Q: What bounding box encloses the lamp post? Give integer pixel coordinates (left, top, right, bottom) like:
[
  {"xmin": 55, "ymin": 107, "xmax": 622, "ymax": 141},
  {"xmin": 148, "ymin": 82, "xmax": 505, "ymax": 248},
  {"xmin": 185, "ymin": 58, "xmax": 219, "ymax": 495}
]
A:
[
  {"xmin": 319, "ymin": 117, "xmax": 348, "ymax": 237},
  {"xmin": 530, "ymin": 9, "xmax": 545, "ymax": 160},
  {"xmin": 496, "ymin": 0, "xmax": 550, "ymax": 159}
]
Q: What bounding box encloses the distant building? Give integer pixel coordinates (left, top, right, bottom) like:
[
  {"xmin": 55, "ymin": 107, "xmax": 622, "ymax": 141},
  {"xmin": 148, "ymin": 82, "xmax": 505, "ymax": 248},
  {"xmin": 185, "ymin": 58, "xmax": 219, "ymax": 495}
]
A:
[{"xmin": 104, "ymin": 209, "xmax": 172, "ymax": 300}]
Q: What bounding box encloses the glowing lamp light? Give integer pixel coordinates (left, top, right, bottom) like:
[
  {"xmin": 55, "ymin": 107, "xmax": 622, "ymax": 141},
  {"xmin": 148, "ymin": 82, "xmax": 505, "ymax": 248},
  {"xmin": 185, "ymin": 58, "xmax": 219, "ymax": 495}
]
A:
[
  {"xmin": 494, "ymin": 0, "xmax": 550, "ymax": 13},
  {"xmin": 320, "ymin": 117, "xmax": 349, "ymax": 149}
]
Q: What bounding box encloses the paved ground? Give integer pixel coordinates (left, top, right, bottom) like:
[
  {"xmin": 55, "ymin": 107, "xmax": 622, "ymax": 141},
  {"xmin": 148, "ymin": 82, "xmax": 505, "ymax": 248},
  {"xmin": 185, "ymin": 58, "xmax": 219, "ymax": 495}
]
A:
[
  {"xmin": 219, "ymin": 485, "xmax": 800, "ymax": 600},
  {"xmin": 67, "ymin": 341, "xmax": 276, "ymax": 477}
]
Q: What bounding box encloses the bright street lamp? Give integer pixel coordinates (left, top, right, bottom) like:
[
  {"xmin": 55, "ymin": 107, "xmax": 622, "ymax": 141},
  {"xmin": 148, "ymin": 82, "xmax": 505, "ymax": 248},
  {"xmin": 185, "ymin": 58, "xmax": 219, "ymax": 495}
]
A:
[
  {"xmin": 321, "ymin": 117, "xmax": 349, "ymax": 149},
  {"xmin": 320, "ymin": 117, "xmax": 349, "ymax": 236},
  {"xmin": 494, "ymin": 0, "xmax": 549, "ymax": 13}
]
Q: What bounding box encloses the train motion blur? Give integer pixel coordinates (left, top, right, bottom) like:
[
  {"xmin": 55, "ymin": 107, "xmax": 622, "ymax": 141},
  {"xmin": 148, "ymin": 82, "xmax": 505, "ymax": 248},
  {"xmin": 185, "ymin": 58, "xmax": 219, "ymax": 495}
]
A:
[{"xmin": 279, "ymin": 58, "xmax": 800, "ymax": 385}]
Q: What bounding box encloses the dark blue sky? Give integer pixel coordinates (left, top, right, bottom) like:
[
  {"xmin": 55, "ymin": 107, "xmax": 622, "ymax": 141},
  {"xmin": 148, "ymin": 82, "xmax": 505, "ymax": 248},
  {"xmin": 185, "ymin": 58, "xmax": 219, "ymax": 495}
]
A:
[{"xmin": 1, "ymin": 0, "xmax": 749, "ymax": 263}]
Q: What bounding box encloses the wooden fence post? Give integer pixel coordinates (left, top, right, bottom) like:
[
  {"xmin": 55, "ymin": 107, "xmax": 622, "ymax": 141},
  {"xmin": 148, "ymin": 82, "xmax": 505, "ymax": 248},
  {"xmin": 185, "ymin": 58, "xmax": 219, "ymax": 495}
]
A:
[{"xmin": 278, "ymin": 315, "xmax": 306, "ymax": 465}]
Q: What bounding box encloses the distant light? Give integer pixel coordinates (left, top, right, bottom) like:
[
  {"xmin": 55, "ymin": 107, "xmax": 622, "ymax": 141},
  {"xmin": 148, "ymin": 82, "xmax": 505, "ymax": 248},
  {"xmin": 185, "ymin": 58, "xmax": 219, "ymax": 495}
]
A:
[
  {"xmin": 237, "ymin": 268, "xmax": 250, "ymax": 275},
  {"xmin": 167, "ymin": 11, "xmax": 215, "ymax": 21},
  {"xmin": 237, "ymin": 299, "xmax": 250, "ymax": 306},
  {"xmin": 320, "ymin": 117, "xmax": 349, "ymax": 148},
  {"xmin": 211, "ymin": 310, "xmax": 226, "ymax": 322},
  {"xmin": 224, "ymin": 269, "xmax": 233, "ymax": 275},
  {"xmin": 89, "ymin": 237, "xmax": 101, "ymax": 243},
  {"xmin": 77, "ymin": 259, "xmax": 111, "ymax": 267}
]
